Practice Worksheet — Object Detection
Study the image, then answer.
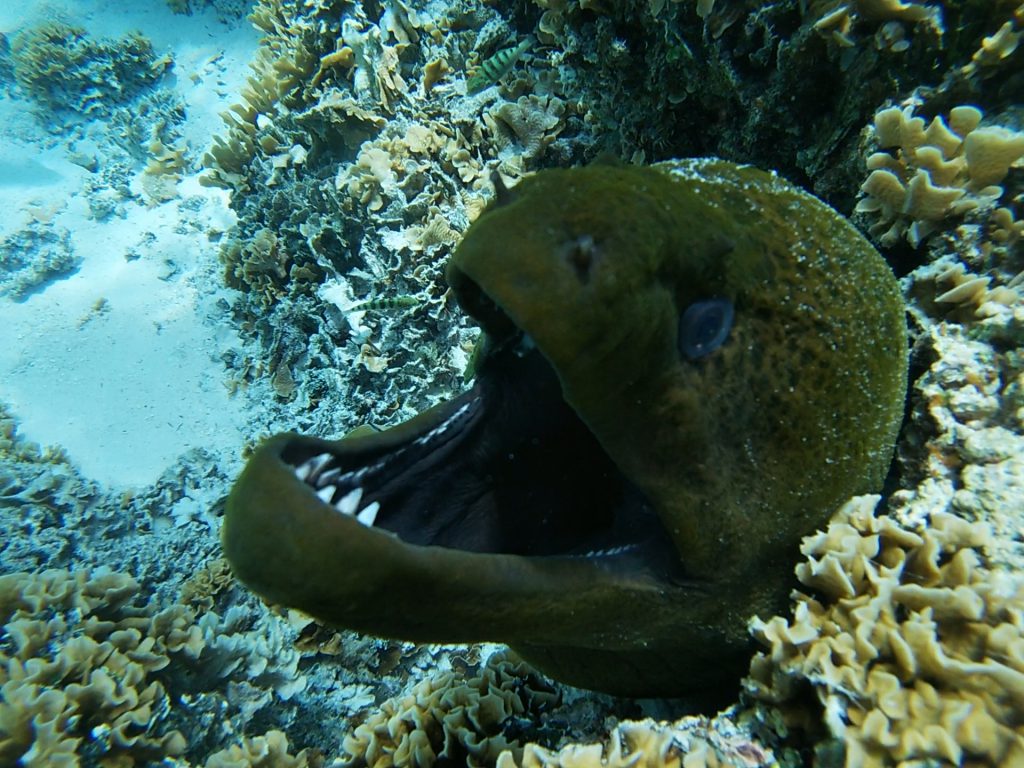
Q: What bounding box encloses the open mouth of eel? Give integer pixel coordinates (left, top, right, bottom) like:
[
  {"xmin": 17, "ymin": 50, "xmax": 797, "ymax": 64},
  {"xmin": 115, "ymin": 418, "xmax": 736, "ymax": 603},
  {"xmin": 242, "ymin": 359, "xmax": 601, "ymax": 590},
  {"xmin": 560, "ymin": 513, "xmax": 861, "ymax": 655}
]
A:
[{"xmin": 269, "ymin": 289, "xmax": 687, "ymax": 583}]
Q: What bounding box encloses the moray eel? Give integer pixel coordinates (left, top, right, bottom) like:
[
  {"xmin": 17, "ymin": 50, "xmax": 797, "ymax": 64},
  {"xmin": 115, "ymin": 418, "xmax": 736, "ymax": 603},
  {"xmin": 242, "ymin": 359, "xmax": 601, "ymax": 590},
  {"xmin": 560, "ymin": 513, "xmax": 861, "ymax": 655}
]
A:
[{"xmin": 223, "ymin": 159, "xmax": 907, "ymax": 700}]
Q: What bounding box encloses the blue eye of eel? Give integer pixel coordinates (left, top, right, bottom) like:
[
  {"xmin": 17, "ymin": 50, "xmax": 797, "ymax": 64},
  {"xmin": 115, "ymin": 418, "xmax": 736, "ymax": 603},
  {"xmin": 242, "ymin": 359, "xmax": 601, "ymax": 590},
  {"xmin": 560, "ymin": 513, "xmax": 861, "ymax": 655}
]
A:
[
  {"xmin": 680, "ymin": 298, "xmax": 734, "ymax": 360},
  {"xmin": 222, "ymin": 159, "xmax": 908, "ymax": 705}
]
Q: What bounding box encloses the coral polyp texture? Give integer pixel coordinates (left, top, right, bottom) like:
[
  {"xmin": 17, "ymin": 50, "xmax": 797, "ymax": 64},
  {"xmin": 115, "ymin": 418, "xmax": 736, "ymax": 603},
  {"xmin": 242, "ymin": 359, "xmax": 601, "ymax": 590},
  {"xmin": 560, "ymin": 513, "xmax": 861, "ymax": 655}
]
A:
[{"xmin": 746, "ymin": 495, "xmax": 1024, "ymax": 767}]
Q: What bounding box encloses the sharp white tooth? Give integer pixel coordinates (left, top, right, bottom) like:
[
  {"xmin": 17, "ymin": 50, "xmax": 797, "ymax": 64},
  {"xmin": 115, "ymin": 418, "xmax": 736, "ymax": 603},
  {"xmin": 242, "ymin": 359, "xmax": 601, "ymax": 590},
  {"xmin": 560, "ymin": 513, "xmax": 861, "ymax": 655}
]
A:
[
  {"xmin": 336, "ymin": 487, "xmax": 363, "ymax": 516},
  {"xmin": 318, "ymin": 467, "xmax": 341, "ymax": 487},
  {"xmin": 356, "ymin": 501, "xmax": 380, "ymax": 527},
  {"xmin": 298, "ymin": 453, "xmax": 332, "ymax": 482},
  {"xmin": 308, "ymin": 453, "xmax": 333, "ymax": 478},
  {"xmin": 316, "ymin": 486, "xmax": 335, "ymax": 504}
]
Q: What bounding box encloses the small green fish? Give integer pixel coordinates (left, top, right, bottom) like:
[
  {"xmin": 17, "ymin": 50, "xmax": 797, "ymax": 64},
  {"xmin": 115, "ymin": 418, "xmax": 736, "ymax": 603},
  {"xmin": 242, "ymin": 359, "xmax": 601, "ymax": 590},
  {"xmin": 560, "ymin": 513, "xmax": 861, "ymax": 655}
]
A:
[
  {"xmin": 466, "ymin": 36, "xmax": 534, "ymax": 94},
  {"xmin": 350, "ymin": 295, "xmax": 420, "ymax": 312}
]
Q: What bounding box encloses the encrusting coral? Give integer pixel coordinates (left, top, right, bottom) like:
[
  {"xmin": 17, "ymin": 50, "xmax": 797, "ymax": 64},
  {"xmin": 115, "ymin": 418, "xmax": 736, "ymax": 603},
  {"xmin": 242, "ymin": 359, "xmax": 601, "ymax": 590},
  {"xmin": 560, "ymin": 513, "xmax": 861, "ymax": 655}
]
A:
[
  {"xmin": 856, "ymin": 103, "xmax": 1024, "ymax": 247},
  {"xmin": 745, "ymin": 495, "xmax": 1024, "ymax": 767}
]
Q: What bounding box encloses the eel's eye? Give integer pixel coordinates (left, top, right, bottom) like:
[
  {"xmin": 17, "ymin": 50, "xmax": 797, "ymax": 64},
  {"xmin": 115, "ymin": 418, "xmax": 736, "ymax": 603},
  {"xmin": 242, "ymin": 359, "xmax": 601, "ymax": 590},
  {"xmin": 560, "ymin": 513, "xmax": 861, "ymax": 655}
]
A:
[{"xmin": 679, "ymin": 298, "xmax": 734, "ymax": 360}]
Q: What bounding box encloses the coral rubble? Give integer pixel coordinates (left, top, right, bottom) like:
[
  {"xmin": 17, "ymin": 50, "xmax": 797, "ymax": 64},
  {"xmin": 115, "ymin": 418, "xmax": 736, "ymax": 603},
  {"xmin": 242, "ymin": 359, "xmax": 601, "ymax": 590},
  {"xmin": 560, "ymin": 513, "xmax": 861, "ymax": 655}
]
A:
[{"xmin": 0, "ymin": 224, "xmax": 79, "ymax": 300}]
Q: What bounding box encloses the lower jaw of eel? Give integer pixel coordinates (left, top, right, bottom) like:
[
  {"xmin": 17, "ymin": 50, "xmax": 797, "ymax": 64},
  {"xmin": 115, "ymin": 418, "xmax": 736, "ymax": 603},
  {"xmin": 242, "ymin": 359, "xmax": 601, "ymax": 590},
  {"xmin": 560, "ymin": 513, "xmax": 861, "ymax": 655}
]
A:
[{"xmin": 223, "ymin": 330, "xmax": 705, "ymax": 659}]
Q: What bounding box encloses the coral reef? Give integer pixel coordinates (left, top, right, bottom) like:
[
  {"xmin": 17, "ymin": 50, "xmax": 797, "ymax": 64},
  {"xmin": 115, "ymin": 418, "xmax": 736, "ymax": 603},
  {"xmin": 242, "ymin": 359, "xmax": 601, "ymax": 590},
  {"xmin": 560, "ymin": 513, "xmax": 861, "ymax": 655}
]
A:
[
  {"xmin": 811, "ymin": 0, "xmax": 941, "ymax": 49},
  {"xmin": 203, "ymin": 730, "xmax": 321, "ymax": 767},
  {"xmin": 0, "ymin": 402, "xmax": 102, "ymax": 574},
  {"xmin": 501, "ymin": 716, "xmax": 773, "ymax": 768},
  {"xmin": 195, "ymin": 0, "xmax": 1024, "ymax": 759},
  {"xmin": 4, "ymin": 0, "xmax": 1024, "ymax": 763},
  {"xmin": 340, "ymin": 652, "xmax": 559, "ymax": 768},
  {"xmin": 165, "ymin": 0, "xmax": 254, "ymax": 22},
  {"xmin": 746, "ymin": 495, "xmax": 1024, "ymax": 766},
  {"xmin": 200, "ymin": 0, "xmax": 580, "ymax": 435},
  {"xmin": 0, "ymin": 224, "xmax": 79, "ymax": 300},
  {"xmin": 961, "ymin": 2, "xmax": 1024, "ymax": 79},
  {"xmin": 856, "ymin": 103, "xmax": 1024, "ymax": 247},
  {"xmin": 889, "ymin": 324, "xmax": 1024, "ymax": 566},
  {"xmin": 10, "ymin": 23, "xmax": 170, "ymax": 115},
  {"xmin": 0, "ymin": 566, "xmax": 317, "ymax": 766},
  {"xmin": 338, "ymin": 654, "xmax": 774, "ymax": 768},
  {"xmin": 0, "ymin": 569, "xmax": 197, "ymax": 765},
  {"xmin": 225, "ymin": 158, "xmax": 908, "ymax": 699}
]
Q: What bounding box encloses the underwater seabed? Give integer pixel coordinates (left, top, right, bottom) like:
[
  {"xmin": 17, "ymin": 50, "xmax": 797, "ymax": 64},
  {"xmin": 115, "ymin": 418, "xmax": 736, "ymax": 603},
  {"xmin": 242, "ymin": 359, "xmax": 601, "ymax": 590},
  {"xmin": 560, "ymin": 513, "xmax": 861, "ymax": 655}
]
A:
[{"xmin": 2, "ymin": 0, "xmax": 1024, "ymax": 766}]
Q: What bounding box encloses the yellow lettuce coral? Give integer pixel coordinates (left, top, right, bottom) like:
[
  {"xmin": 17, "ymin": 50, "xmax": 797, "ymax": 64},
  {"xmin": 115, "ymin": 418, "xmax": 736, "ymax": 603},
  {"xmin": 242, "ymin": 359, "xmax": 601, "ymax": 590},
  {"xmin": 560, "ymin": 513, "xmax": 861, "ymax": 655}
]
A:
[
  {"xmin": 0, "ymin": 569, "xmax": 202, "ymax": 767},
  {"xmin": 745, "ymin": 496, "xmax": 1024, "ymax": 767},
  {"xmin": 204, "ymin": 730, "xmax": 318, "ymax": 768},
  {"xmin": 339, "ymin": 652, "xmax": 558, "ymax": 768},
  {"xmin": 498, "ymin": 716, "xmax": 773, "ymax": 768}
]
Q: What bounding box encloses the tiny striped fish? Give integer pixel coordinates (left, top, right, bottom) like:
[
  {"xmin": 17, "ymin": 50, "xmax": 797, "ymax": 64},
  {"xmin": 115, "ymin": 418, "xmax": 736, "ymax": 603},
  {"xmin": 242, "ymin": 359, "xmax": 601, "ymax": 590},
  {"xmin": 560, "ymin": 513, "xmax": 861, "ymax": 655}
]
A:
[
  {"xmin": 466, "ymin": 36, "xmax": 534, "ymax": 94},
  {"xmin": 350, "ymin": 295, "xmax": 420, "ymax": 312}
]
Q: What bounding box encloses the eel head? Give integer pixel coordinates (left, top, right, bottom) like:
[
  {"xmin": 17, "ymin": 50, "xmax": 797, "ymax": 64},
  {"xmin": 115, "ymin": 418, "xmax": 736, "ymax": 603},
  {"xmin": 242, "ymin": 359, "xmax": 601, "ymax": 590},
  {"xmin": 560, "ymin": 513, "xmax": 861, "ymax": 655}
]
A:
[{"xmin": 223, "ymin": 160, "xmax": 907, "ymax": 700}]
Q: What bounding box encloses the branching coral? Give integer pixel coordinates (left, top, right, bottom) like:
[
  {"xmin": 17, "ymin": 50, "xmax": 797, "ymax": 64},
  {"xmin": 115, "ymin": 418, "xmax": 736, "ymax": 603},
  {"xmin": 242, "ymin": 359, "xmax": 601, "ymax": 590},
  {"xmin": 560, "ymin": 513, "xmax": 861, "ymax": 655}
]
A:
[{"xmin": 745, "ymin": 495, "xmax": 1024, "ymax": 767}]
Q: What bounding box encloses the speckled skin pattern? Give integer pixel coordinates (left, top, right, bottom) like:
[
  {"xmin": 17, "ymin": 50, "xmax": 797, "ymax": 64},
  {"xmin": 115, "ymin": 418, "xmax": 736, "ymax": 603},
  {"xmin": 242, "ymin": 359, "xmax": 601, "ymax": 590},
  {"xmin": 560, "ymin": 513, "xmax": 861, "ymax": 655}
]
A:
[{"xmin": 223, "ymin": 159, "xmax": 907, "ymax": 700}]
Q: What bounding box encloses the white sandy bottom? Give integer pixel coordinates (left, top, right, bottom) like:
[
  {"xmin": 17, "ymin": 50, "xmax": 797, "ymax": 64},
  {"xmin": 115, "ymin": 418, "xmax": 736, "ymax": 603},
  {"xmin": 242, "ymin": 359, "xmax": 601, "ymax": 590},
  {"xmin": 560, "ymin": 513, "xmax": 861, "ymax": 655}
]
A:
[
  {"xmin": 0, "ymin": 181, "xmax": 247, "ymax": 489},
  {"xmin": 0, "ymin": 2, "xmax": 260, "ymax": 490}
]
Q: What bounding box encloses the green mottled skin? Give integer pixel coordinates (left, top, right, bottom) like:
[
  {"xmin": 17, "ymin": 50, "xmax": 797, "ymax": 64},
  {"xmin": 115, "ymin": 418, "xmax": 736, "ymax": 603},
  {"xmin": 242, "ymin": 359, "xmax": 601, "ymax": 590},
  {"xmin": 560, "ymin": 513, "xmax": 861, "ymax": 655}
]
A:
[{"xmin": 223, "ymin": 159, "xmax": 907, "ymax": 699}]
